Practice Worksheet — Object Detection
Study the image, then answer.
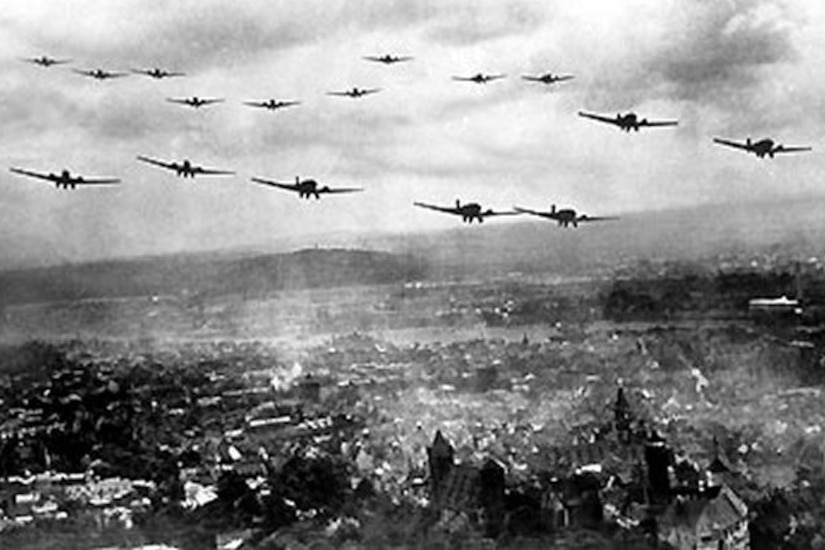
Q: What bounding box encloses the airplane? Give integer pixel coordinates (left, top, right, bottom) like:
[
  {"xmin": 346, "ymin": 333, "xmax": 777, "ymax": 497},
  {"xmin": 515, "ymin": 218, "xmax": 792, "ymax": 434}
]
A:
[
  {"xmin": 712, "ymin": 137, "xmax": 812, "ymax": 159},
  {"xmin": 413, "ymin": 200, "xmax": 519, "ymax": 224},
  {"xmin": 363, "ymin": 54, "xmax": 414, "ymax": 64},
  {"xmin": 243, "ymin": 99, "xmax": 301, "ymax": 111},
  {"xmin": 513, "ymin": 204, "xmax": 618, "ymax": 228},
  {"xmin": 136, "ymin": 156, "xmax": 234, "ymax": 178},
  {"xmin": 132, "ymin": 67, "xmax": 185, "ymax": 79},
  {"xmin": 22, "ymin": 56, "xmax": 70, "ymax": 67},
  {"xmin": 166, "ymin": 96, "xmax": 224, "ymax": 108},
  {"xmin": 72, "ymin": 68, "xmax": 129, "ymax": 80},
  {"xmin": 251, "ymin": 176, "xmax": 362, "ymax": 199},
  {"xmin": 9, "ymin": 167, "xmax": 120, "ymax": 189},
  {"xmin": 578, "ymin": 111, "xmax": 678, "ymax": 132},
  {"xmin": 452, "ymin": 73, "xmax": 506, "ymax": 84},
  {"xmin": 521, "ymin": 73, "xmax": 574, "ymax": 85},
  {"xmin": 326, "ymin": 87, "xmax": 381, "ymax": 98}
]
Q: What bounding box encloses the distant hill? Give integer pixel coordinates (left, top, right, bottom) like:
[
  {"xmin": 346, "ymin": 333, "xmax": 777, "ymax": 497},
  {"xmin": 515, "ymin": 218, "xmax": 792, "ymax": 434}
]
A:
[
  {"xmin": 370, "ymin": 197, "xmax": 825, "ymax": 279},
  {"xmin": 0, "ymin": 248, "xmax": 427, "ymax": 306},
  {"xmin": 2, "ymin": 197, "xmax": 825, "ymax": 306}
]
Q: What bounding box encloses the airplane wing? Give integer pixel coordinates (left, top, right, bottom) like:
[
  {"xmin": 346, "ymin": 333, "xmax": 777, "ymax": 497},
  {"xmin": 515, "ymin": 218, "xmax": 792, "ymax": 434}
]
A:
[
  {"xmin": 521, "ymin": 76, "xmax": 543, "ymax": 82},
  {"xmin": 639, "ymin": 119, "xmax": 678, "ymax": 127},
  {"xmin": 326, "ymin": 91, "xmax": 352, "ymax": 97},
  {"xmin": 136, "ymin": 155, "xmax": 176, "ymax": 171},
  {"xmin": 712, "ymin": 138, "xmax": 750, "ymax": 151},
  {"xmin": 486, "ymin": 74, "xmax": 506, "ymax": 81},
  {"xmin": 9, "ymin": 167, "xmax": 57, "ymax": 183},
  {"xmin": 577, "ymin": 215, "xmax": 619, "ymax": 223},
  {"xmin": 482, "ymin": 209, "xmax": 519, "ymax": 217},
  {"xmin": 413, "ymin": 202, "xmax": 461, "ymax": 215},
  {"xmin": 199, "ymin": 98, "xmax": 225, "ymax": 105},
  {"xmin": 774, "ymin": 145, "xmax": 813, "ymax": 154},
  {"xmin": 243, "ymin": 101, "xmax": 269, "ymax": 108},
  {"xmin": 105, "ymin": 72, "xmax": 130, "ymax": 78},
  {"xmin": 554, "ymin": 75, "xmax": 575, "ymax": 82},
  {"xmin": 250, "ymin": 177, "xmax": 300, "ymax": 192},
  {"xmin": 318, "ymin": 186, "xmax": 363, "ymax": 194},
  {"xmin": 73, "ymin": 177, "xmax": 121, "ymax": 185},
  {"xmin": 363, "ymin": 56, "xmax": 386, "ymax": 63},
  {"xmin": 71, "ymin": 69, "xmax": 96, "ymax": 77},
  {"xmin": 578, "ymin": 111, "xmax": 622, "ymax": 127},
  {"xmin": 193, "ymin": 166, "xmax": 234, "ymax": 175},
  {"xmin": 360, "ymin": 88, "xmax": 381, "ymax": 96},
  {"xmin": 513, "ymin": 206, "xmax": 554, "ymax": 219},
  {"xmin": 451, "ymin": 76, "xmax": 475, "ymax": 82},
  {"xmin": 166, "ymin": 98, "xmax": 193, "ymax": 105}
]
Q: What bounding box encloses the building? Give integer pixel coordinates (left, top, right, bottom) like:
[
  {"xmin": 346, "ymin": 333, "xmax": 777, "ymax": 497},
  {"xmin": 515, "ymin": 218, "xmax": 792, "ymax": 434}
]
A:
[{"xmin": 659, "ymin": 483, "xmax": 749, "ymax": 550}]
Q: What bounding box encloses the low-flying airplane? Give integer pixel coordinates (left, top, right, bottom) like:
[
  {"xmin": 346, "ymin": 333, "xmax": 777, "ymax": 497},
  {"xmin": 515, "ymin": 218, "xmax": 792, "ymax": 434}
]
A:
[
  {"xmin": 363, "ymin": 54, "xmax": 414, "ymax": 64},
  {"xmin": 22, "ymin": 56, "xmax": 70, "ymax": 67},
  {"xmin": 326, "ymin": 87, "xmax": 381, "ymax": 98},
  {"xmin": 713, "ymin": 137, "xmax": 812, "ymax": 159},
  {"xmin": 578, "ymin": 111, "xmax": 678, "ymax": 132},
  {"xmin": 132, "ymin": 67, "xmax": 185, "ymax": 79},
  {"xmin": 452, "ymin": 73, "xmax": 506, "ymax": 84},
  {"xmin": 243, "ymin": 99, "xmax": 301, "ymax": 111},
  {"xmin": 73, "ymin": 68, "xmax": 129, "ymax": 80},
  {"xmin": 136, "ymin": 156, "xmax": 234, "ymax": 178},
  {"xmin": 9, "ymin": 167, "xmax": 120, "ymax": 189},
  {"xmin": 514, "ymin": 204, "xmax": 618, "ymax": 228},
  {"xmin": 251, "ymin": 176, "xmax": 362, "ymax": 199},
  {"xmin": 521, "ymin": 73, "xmax": 574, "ymax": 85},
  {"xmin": 414, "ymin": 200, "xmax": 518, "ymax": 224},
  {"xmin": 166, "ymin": 96, "xmax": 224, "ymax": 108}
]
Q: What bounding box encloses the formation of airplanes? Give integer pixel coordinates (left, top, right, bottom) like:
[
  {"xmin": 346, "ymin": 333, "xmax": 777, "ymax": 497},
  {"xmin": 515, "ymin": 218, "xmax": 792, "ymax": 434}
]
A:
[{"xmin": 11, "ymin": 51, "xmax": 816, "ymax": 232}]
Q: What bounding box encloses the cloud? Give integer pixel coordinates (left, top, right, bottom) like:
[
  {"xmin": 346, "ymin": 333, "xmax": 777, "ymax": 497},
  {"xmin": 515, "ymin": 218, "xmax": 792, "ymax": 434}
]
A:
[{"xmin": 648, "ymin": 0, "xmax": 797, "ymax": 106}]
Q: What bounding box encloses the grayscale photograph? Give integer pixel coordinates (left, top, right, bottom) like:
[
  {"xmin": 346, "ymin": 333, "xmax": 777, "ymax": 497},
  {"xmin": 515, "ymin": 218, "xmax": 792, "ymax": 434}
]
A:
[{"xmin": 0, "ymin": 0, "xmax": 822, "ymax": 548}]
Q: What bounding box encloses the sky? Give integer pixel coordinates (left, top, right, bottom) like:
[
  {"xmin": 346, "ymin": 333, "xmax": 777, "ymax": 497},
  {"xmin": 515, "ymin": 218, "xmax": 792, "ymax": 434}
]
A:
[{"xmin": 2, "ymin": 0, "xmax": 825, "ymax": 267}]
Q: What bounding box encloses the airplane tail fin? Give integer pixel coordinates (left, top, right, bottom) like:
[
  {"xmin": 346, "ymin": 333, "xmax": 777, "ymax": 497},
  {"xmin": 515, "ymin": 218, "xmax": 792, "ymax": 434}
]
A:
[
  {"xmin": 551, "ymin": 204, "xmax": 556, "ymax": 214},
  {"xmin": 296, "ymin": 176, "xmax": 300, "ymax": 185},
  {"xmin": 746, "ymin": 137, "xmax": 751, "ymax": 147},
  {"xmin": 456, "ymin": 199, "xmax": 461, "ymax": 209}
]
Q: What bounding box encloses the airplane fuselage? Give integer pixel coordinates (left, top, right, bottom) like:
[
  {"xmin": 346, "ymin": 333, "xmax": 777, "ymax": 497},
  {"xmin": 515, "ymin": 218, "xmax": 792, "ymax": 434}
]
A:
[
  {"xmin": 296, "ymin": 180, "xmax": 322, "ymax": 199},
  {"xmin": 458, "ymin": 203, "xmax": 485, "ymax": 223},
  {"xmin": 748, "ymin": 138, "xmax": 776, "ymax": 158}
]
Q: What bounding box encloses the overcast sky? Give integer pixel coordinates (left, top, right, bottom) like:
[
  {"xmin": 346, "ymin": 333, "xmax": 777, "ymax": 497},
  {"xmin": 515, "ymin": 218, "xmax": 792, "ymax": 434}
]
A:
[{"xmin": 2, "ymin": 0, "xmax": 824, "ymax": 267}]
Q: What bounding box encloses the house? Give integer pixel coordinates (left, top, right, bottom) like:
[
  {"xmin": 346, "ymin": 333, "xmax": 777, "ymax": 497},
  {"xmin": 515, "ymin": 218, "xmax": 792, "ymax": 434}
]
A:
[{"xmin": 659, "ymin": 483, "xmax": 749, "ymax": 550}]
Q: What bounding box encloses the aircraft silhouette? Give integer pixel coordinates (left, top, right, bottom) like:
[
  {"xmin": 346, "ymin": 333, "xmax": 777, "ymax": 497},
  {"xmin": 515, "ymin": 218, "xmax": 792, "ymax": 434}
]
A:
[
  {"xmin": 326, "ymin": 87, "xmax": 381, "ymax": 98},
  {"xmin": 132, "ymin": 67, "xmax": 185, "ymax": 79},
  {"xmin": 243, "ymin": 99, "xmax": 301, "ymax": 111},
  {"xmin": 166, "ymin": 96, "xmax": 224, "ymax": 108},
  {"xmin": 578, "ymin": 111, "xmax": 678, "ymax": 132},
  {"xmin": 363, "ymin": 54, "xmax": 414, "ymax": 64},
  {"xmin": 521, "ymin": 73, "xmax": 574, "ymax": 85},
  {"xmin": 136, "ymin": 156, "xmax": 234, "ymax": 178},
  {"xmin": 414, "ymin": 200, "xmax": 518, "ymax": 224},
  {"xmin": 251, "ymin": 176, "xmax": 362, "ymax": 199},
  {"xmin": 23, "ymin": 56, "xmax": 70, "ymax": 67},
  {"xmin": 9, "ymin": 167, "xmax": 120, "ymax": 189},
  {"xmin": 713, "ymin": 137, "xmax": 812, "ymax": 159},
  {"xmin": 452, "ymin": 73, "xmax": 506, "ymax": 84},
  {"xmin": 514, "ymin": 204, "xmax": 618, "ymax": 228},
  {"xmin": 73, "ymin": 68, "xmax": 129, "ymax": 80}
]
